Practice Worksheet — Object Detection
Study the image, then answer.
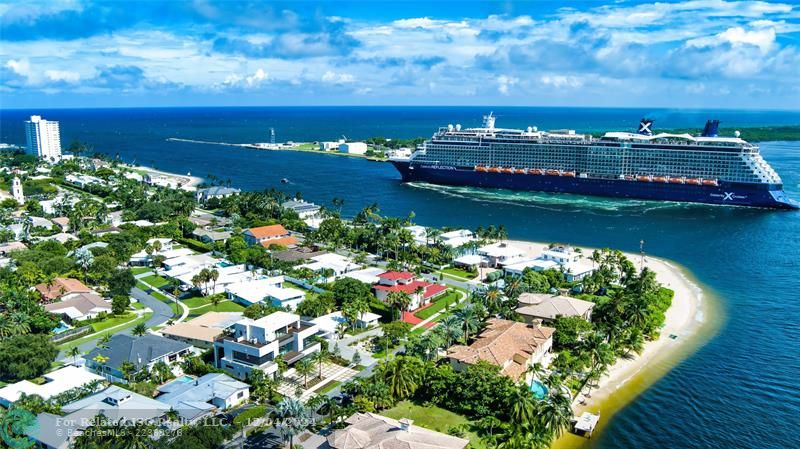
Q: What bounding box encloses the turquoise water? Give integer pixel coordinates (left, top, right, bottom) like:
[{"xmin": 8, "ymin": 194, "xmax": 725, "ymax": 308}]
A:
[
  {"xmin": 1, "ymin": 107, "xmax": 799, "ymax": 449},
  {"xmin": 175, "ymin": 375, "xmax": 195, "ymax": 383},
  {"xmin": 53, "ymin": 321, "xmax": 71, "ymax": 334},
  {"xmin": 530, "ymin": 379, "xmax": 549, "ymax": 400}
]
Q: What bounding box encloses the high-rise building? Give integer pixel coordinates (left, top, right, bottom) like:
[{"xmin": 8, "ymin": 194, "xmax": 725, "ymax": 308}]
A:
[
  {"xmin": 12, "ymin": 176, "xmax": 24, "ymax": 205},
  {"xmin": 25, "ymin": 115, "xmax": 62, "ymax": 161}
]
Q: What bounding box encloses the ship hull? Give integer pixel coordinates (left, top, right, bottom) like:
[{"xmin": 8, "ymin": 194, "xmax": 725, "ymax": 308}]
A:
[{"xmin": 390, "ymin": 161, "xmax": 799, "ymax": 210}]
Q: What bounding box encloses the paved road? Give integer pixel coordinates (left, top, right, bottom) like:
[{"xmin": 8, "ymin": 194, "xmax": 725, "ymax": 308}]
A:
[{"xmin": 131, "ymin": 287, "xmax": 176, "ymax": 328}]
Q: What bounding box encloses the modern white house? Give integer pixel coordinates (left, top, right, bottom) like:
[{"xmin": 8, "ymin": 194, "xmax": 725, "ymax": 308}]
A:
[
  {"xmin": 155, "ymin": 373, "xmax": 250, "ymax": 422},
  {"xmin": 0, "ymin": 366, "xmax": 104, "ymax": 408},
  {"xmin": 213, "ymin": 312, "xmax": 321, "ymax": 379},
  {"xmin": 439, "ymin": 229, "xmax": 477, "ymax": 247},
  {"xmin": 477, "ymin": 242, "xmax": 526, "ymax": 267},
  {"xmin": 311, "ymin": 311, "xmax": 381, "ymax": 336},
  {"xmin": 298, "ymin": 253, "xmax": 361, "ymax": 280},
  {"xmin": 195, "ymin": 186, "xmax": 241, "ymax": 202},
  {"xmin": 225, "ymin": 276, "xmax": 306, "ymax": 310},
  {"xmin": 339, "ymin": 142, "xmax": 368, "ymax": 154},
  {"xmin": 503, "ymin": 246, "xmax": 595, "ymax": 282},
  {"xmin": 25, "ymin": 115, "xmax": 62, "ymax": 160}
]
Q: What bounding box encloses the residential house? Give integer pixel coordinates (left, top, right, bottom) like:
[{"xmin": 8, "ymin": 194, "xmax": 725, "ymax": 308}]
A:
[
  {"xmin": 0, "ymin": 241, "xmax": 26, "ymax": 257},
  {"xmin": 65, "ymin": 173, "xmax": 105, "ymax": 189},
  {"xmin": 30, "ymin": 386, "xmax": 170, "ymax": 449},
  {"xmin": 160, "ymin": 312, "xmax": 243, "ymax": 348},
  {"xmin": 155, "ymin": 373, "xmax": 249, "ymax": 422},
  {"xmin": 341, "ymin": 267, "xmax": 385, "ymax": 285},
  {"xmin": 84, "ymin": 334, "xmax": 194, "ymax": 383},
  {"xmin": 195, "ymin": 186, "xmax": 241, "ymax": 202},
  {"xmin": 192, "ymin": 228, "xmax": 232, "ymax": 243},
  {"xmin": 447, "ymin": 318, "xmax": 555, "ymax": 381},
  {"xmin": 515, "ymin": 293, "xmax": 595, "ymax": 323},
  {"xmin": 311, "ymin": 311, "xmax": 381, "ymax": 336},
  {"xmin": 503, "ymin": 245, "xmax": 595, "ymax": 282},
  {"xmin": 404, "ymin": 225, "xmax": 428, "ymax": 245},
  {"xmin": 51, "ymin": 216, "xmax": 70, "ymax": 232},
  {"xmin": 44, "ymin": 293, "xmax": 112, "ymax": 322},
  {"xmin": 34, "ymin": 278, "xmax": 92, "ymax": 302},
  {"xmin": 298, "ymin": 253, "xmax": 361, "ymax": 279},
  {"xmin": 243, "ymin": 224, "xmax": 298, "ymax": 248},
  {"xmin": 0, "ymin": 366, "xmax": 104, "ymax": 408},
  {"xmin": 373, "ymin": 271, "xmax": 447, "ymax": 311},
  {"xmin": 282, "ymin": 199, "xmax": 323, "ymax": 229},
  {"xmin": 226, "ymin": 277, "xmax": 306, "ymax": 310},
  {"xmin": 439, "ymin": 229, "xmax": 477, "ymax": 248},
  {"xmin": 213, "ymin": 311, "xmax": 321, "ymax": 379},
  {"xmin": 327, "ymin": 413, "xmax": 469, "ymax": 449},
  {"xmin": 477, "ymin": 242, "xmax": 526, "ymax": 268}
]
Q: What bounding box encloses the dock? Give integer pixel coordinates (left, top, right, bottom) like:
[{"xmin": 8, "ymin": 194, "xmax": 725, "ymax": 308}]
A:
[{"xmin": 572, "ymin": 411, "xmax": 601, "ymax": 438}]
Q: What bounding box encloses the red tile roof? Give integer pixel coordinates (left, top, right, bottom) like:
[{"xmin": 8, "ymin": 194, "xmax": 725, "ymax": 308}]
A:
[
  {"xmin": 259, "ymin": 236, "xmax": 298, "ymax": 248},
  {"xmin": 35, "ymin": 278, "xmax": 92, "ymax": 302},
  {"xmin": 378, "ymin": 271, "xmax": 415, "ymax": 281},
  {"xmin": 247, "ymin": 224, "xmax": 290, "ymax": 239},
  {"xmin": 374, "ymin": 280, "xmax": 447, "ymax": 299}
]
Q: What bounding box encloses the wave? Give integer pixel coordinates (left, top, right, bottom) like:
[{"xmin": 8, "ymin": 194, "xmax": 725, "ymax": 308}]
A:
[{"xmin": 406, "ymin": 182, "xmax": 703, "ymax": 216}]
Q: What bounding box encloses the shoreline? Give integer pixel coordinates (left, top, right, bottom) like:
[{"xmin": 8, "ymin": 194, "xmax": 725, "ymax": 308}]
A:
[
  {"xmin": 120, "ymin": 162, "xmax": 204, "ymax": 190},
  {"xmin": 167, "ymin": 137, "xmax": 388, "ymax": 162},
  {"xmin": 504, "ymin": 240, "xmax": 718, "ymax": 448}
]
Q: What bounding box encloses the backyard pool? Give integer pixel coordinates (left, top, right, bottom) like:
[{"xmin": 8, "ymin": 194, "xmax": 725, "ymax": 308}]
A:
[
  {"xmin": 175, "ymin": 375, "xmax": 195, "ymax": 383},
  {"xmin": 53, "ymin": 321, "xmax": 72, "ymax": 334},
  {"xmin": 530, "ymin": 379, "xmax": 549, "ymax": 400}
]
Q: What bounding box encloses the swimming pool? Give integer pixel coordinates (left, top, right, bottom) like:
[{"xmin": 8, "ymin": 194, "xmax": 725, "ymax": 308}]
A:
[
  {"xmin": 53, "ymin": 321, "xmax": 72, "ymax": 334},
  {"xmin": 530, "ymin": 379, "xmax": 548, "ymax": 400},
  {"xmin": 175, "ymin": 375, "xmax": 195, "ymax": 383}
]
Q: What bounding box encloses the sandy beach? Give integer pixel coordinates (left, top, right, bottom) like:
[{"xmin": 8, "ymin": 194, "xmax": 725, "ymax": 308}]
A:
[
  {"xmin": 122, "ymin": 163, "xmax": 204, "ymax": 190},
  {"xmin": 505, "ymin": 240, "xmax": 712, "ymax": 447}
]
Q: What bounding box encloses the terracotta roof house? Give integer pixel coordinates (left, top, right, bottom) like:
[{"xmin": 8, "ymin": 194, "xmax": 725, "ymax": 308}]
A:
[
  {"xmin": 327, "ymin": 413, "xmax": 469, "ymax": 449},
  {"xmin": 243, "ymin": 224, "xmax": 298, "ymax": 248},
  {"xmin": 373, "ymin": 271, "xmax": 447, "ymax": 311},
  {"xmin": 35, "ymin": 278, "xmax": 92, "ymax": 302},
  {"xmin": 516, "ymin": 293, "xmax": 595, "ymax": 323},
  {"xmin": 447, "ymin": 318, "xmax": 555, "ymax": 382},
  {"xmin": 44, "ymin": 293, "xmax": 111, "ymax": 321}
]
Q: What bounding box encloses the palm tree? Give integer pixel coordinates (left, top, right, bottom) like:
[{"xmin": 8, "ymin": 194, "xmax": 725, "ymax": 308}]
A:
[
  {"xmin": 509, "ymin": 385, "xmax": 538, "ymax": 430},
  {"xmin": 272, "ymin": 398, "xmax": 311, "ymax": 449},
  {"xmin": 311, "ymin": 350, "xmax": 330, "ymax": 380},
  {"xmin": 455, "ymin": 303, "xmax": 480, "ymax": 343},
  {"xmin": 209, "ymin": 268, "xmax": 219, "ymax": 294},
  {"xmin": 132, "ymin": 322, "xmax": 147, "ymax": 336},
  {"xmin": 294, "ymin": 359, "xmax": 314, "ymax": 388},
  {"xmin": 98, "ymin": 333, "xmax": 112, "ymax": 348},
  {"xmin": 380, "ymin": 356, "xmax": 423, "ymax": 400},
  {"xmin": 211, "ymin": 293, "xmax": 223, "ymax": 310},
  {"xmin": 538, "ymin": 393, "xmax": 573, "ymax": 438},
  {"xmin": 386, "ymin": 291, "xmax": 411, "ymax": 321},
  {"xmin": 69, "ymin": 346, "xmax": 82, "ymax": 365},
  {"xmin": 434, "ymin": 315, "xmax": 463, "ymax": 347}
]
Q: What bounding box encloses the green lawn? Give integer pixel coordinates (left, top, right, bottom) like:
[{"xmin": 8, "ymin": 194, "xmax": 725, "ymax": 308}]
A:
[
  {"xmin": 141, "ymin": 274, "xmax": 170, "ymax": 288},
  {"xmin": 316, "ymin": 380, "xmax": 341, "ymax": 395},
  {"xmin": 414, "ymin": 290, "xmax": 460, "ymax": 320},
  {"xmin": 233, "ymin": 405, "xmax": 267, "ymax": 426},
  {"xmin": 183, "ymin": 296, "xmax": 214, "ymax": 308},
  {"xmin": 382, "ymin": 401, "xmax": 484, "ymax": 448},
  {"xmin": 187, "ymin": 300, "xmax": 245, "ymax": 319},
  {"xmin": 131, "ymin": 301, "xmax": 146, "ymax": 310},
  {"xmin": 131, "ymin": 267, "xmax": 152, "ymax": 276},
  {"xmin": 58, "ymin": 312, "xmax": 153, "ymax": 351},
  {"xmin": 91, "ymin": 313, "xmax": 137, "ymax": 332},
  {"xmin": 441, "ymin": 267, "xmax": 477, "ymax": 280}
]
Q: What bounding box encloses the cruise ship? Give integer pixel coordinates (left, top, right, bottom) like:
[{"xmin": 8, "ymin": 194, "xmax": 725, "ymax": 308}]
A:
[{"xmin": 389, "ymin": 114, "xmax": 798, "ymax": 209}]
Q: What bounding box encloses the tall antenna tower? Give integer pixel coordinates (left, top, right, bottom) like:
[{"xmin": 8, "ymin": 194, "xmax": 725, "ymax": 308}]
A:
[{"xmin": 269, "ymin": 127, "xmax": 275, "ymax": 145}]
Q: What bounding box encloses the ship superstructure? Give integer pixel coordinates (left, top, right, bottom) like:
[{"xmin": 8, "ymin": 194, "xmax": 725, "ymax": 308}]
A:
[{"xmin": 389, "ymin": 114, "xmax": 797, "ymax": 209}]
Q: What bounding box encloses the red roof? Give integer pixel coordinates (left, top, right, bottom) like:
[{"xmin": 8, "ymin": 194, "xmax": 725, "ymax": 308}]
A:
[
  {"xmin": 247, "ymin": 224, "xmax": 290, "ymax": 239},
  {"xmin": 374, "ymin": 280, "xmax": 447, "ymax": 299},
  {"xmin": 259, "ymin": 236, "xmax": 298, "ymax": 248},
  {"xmin": 378, "ymin": 271, "xmax": 415, "ymax": 281}
]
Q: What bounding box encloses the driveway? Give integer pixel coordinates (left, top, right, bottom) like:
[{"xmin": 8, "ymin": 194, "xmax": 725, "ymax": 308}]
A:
[{"xmin": 131, "ymin": 287, "xmax": 176, "ymax": 328}]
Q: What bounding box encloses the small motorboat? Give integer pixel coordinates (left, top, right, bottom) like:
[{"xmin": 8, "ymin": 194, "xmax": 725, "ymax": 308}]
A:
[{"xmin": 281, "ymin": 178, "xmax": 289, "ymax": 184}]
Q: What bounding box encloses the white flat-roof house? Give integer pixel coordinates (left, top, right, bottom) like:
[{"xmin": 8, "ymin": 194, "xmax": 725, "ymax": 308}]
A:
[
  {"xmin": 478, "ymin": 242, "xmax": 526, "ymax": 267},
  {"xmin": 298, "ymin": 253, "xmax": 361, "ymax": 280},
  {"xmin": 504, "ymin": 246, "xmax": 595, "ymax": 282},
  {"xmin": 439, "ymin": 229, "xmax": 477, "ymax": 248},
  {"xmin": 226, "ymin": 277, "xmax": 306, "ymax": 310},
  {"xmin": 155, "ymin": 373, "xmax": 249, "ymax": 422},
  {"xmin": 213, "ymin": 312, "xmax": 321, "ymax": 379},
  {"xmin": 0, "ymin": 366, "xmax": 104, "ymax": 408}
]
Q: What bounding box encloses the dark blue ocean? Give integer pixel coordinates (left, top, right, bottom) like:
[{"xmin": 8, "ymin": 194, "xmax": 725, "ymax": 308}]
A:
[{"xmin": 2, "ymin": 107, "xmax": 799, "ymax": 449}]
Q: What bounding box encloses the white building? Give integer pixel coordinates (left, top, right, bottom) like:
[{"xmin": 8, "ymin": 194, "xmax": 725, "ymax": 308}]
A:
[
  {"xmin": 226, "ymin": 277, "xmax": 306, "ymax": 310},
  {"xmin": 0, "ymin": 366, "xmax": 104, "ymax": 408},
  {"xmin": 339, "ymin": 142, "xmax": 368, "ymax": 154},
  {"xmin": 11, "ymin": 176, "xmax": 24, "ymax": 204},
  {"xmin": 298, "ymin": 253, "xmax": 361, "ymax": 279},
  {"xmin": 213, "ymin": 312, "xmax": 321, "ymax": 379},
  {"xmin": 478, "ymin": 242, "xmax": 526, "ymax": 267},
  {"xmin": 319, "ymin": 139, "xmax": 345, "ymax": 151},
  {"xmin": 440, "ymin": 229, "xmax": 476, "ymax": 248},
  {"xmin": 25, "ymin": 115, "xmax": 62, "ymax": 161}
]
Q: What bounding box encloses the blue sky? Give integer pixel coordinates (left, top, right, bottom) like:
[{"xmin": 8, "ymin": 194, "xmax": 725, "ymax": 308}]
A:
[{"xmin": 1, "ymin": 0, "xmax": 799, "ymax": 109}]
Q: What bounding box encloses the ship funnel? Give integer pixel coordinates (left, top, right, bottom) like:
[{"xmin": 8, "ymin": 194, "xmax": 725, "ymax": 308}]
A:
[
  {"xmin": 637, "ymin": 118, "xmax": 653, "ymax": 136},
  {"xmin": 701, "ymin": 119, "xmax": 720, "ymax": 137}
]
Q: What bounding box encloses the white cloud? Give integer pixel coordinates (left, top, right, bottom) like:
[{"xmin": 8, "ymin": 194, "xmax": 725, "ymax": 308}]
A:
[
  {"xmin": 45, "ymin": 70, "xmax": 80, "ymax": 83},
  {"xmin": 321, "ymin": 70, "xmax": 354, "ymax": 84},
  {"xmin": 687, "ymin": 26, "xmax": 776, "ymax": 53},
  {"xmin": 539, "ymin": 75, "xmax": 583, "ymax": 89},
  {"xmin": 6, "ymin": 59, "xmax": 31, "ymax": 76},
  {"xmin": 497, "ymin": 75, "xmax": 518, "ymax": 94}
]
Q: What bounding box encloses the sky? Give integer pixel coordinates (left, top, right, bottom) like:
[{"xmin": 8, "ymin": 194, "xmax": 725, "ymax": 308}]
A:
[{"xmin": 1, "ymin": 0, "xmax": 799, "ymax": 109}]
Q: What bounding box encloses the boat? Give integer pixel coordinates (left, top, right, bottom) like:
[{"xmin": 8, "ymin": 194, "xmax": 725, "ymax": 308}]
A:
[
  {"xmin": 388, "ymin": 114, "xmax": 799, "ymax": 209},
  {"xmin": 280, "ymin": 178, "xmax": 289, "ymax": 184}
]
